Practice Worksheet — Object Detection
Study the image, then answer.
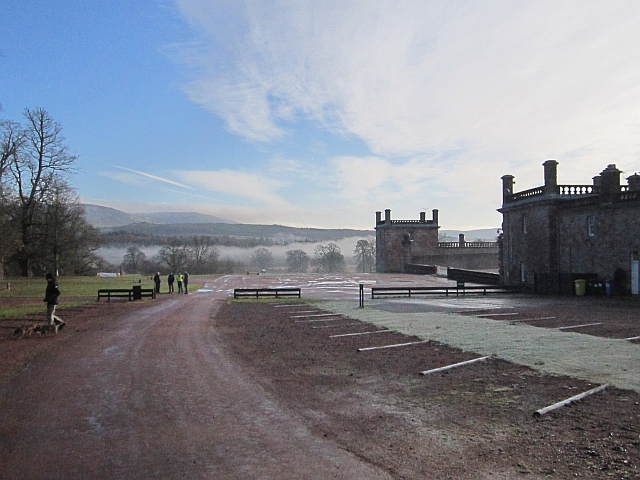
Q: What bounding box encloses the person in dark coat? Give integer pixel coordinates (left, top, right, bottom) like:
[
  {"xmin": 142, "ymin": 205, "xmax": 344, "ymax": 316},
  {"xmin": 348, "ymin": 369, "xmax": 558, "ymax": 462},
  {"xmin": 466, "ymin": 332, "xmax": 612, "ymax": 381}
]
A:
[
  {"xmin": 167, "ymin": 273, "xmax": 175, "ymax": 293},
  {"xmin": 44, "ymin": 273, "xmax": 64, "ymax": 328},
  {"xmin": 153, "ymin": 272, "xmax": 161, "ymax": 294},
  {"xmin": 183, "ymin": 272, "xmax": 189, "ymax": 294}
]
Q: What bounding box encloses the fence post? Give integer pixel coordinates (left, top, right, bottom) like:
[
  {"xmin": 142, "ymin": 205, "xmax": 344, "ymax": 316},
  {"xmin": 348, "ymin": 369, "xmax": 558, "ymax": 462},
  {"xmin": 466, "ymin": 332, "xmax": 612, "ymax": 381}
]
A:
[{"xmin": 359, "ymin": 283, "xmax": 364, "ymax": 308}]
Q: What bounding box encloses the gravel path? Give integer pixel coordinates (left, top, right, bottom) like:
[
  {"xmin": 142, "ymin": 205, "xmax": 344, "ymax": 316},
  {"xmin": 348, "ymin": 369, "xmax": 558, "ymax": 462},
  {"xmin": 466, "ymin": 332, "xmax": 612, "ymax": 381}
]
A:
[
  {"xmin": 0, "ymin": 294, "xmax": 392, "ymax": 479},
  {"xmin": 323, "ymin": 299, "xmax": 640, "ymax": 392}
]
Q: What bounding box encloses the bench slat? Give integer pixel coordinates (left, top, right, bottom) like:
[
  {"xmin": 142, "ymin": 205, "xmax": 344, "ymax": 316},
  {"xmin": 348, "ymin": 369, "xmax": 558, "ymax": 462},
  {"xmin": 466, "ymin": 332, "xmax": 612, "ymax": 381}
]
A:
[{"xmin": 234, "ymin": 288, "xmax": 301, "ymax": 299}]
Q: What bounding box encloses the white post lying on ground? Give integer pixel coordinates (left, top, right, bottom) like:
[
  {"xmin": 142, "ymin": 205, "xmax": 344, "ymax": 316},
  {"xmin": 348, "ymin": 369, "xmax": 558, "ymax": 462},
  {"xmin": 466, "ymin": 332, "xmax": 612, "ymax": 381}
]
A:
[
  {"xmin": 330, "ymin": 330, "xmax": 390, "ymax": 338},
  {"xmin": 624, "ymin": 335, "xmax": 640, "ymax": 341},
  {"xmin": 358, "ymin": 340, "xmax": 429, "ymax": 352},
  {"xmin": 533, "ymin": 384, "xmax": 608, "ymax": 417},
  {"xmin": 558, "ymin": 322, "xmax": 602, "ymax": 331},
  {"xmin": 509, "ymin": 316, "xmax": 556, "ymax": 323},
  {"xmin": 420, "ymin": 356, "xmax": 488, "ymax": 375},
  {"xmin": 294, "ymin": 317, "xmax": 343, "ymax": 323},
  {"xmin": 312, "ymin": 323, "xmax": 363, "ymax": 329}
]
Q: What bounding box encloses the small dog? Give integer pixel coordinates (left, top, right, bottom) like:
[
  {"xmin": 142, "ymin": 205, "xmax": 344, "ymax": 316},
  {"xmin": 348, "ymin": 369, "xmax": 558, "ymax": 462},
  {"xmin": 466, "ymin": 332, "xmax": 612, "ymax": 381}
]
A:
[
  {"xmin": 13, "ymin": 324, "xmax": 36, "ymax": 338},
  {"xmin": 33, "ymin": 323, "xmax": 59, "ymax": 336}
]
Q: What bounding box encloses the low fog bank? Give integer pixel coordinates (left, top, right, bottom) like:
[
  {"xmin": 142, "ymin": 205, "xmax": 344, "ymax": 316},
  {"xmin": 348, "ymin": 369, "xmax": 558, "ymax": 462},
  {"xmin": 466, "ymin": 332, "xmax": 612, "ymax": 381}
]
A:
[{"xmin": 98, "ymin": 236, "xmax": 374, "ymax": 270}]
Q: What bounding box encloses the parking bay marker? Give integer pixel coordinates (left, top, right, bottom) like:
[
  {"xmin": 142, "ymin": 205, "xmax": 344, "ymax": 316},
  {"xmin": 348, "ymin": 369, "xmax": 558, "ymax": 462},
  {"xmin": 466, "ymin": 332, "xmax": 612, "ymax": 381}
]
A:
[
  {"xmin": 294, "ymin": 317, "xmax": 344, "ymax": 323},
  {"xmin": 330, "ymin": 330, "xmax": 391, "ymax": 338},
  {"xmin": 510, "ymin": 316, "xmax": 556, "ymax": 323},
  {"xmin": 312, "ymin": 323, "xmax": 363, "ymax": 329},
  {"xmin": 421, "ymin": 356, "xmax": 488, "ymax": 375},
  {"xmin": 558, "ymin": 322, "xmax": 603, "ymax": 331},
  {"xmin": 534, "ymin": 384, "xmax": 608, "ymax": 417},
  {"xmin": 358, "ymin": 340, "xmax": 429, "ymax": 352}
]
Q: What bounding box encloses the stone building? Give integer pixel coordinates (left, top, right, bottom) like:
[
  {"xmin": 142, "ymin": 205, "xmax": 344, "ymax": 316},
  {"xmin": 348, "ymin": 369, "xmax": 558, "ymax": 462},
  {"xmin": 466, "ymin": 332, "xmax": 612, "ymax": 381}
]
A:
[
  {"xmin": 499, "ymin": 160, "xmax": 640, "ymax": 294},
  {"xmin": 375, "ymin": 209, "xmax": 499, "ymax": 273}
]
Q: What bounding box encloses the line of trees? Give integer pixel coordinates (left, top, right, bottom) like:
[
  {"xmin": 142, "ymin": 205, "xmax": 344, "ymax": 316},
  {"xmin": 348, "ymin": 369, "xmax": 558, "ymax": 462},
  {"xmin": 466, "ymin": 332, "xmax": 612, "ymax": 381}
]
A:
[
  {"xmin": 121, "ymin": 235, "xmax": 248, "ymax": 275},
  {"xmin": 121, "ymin": 239, "xmax": 376, "ymax": 275},
  {"xmin": 102, "ymin": 230, "xmax": 291, "ymax": 248},
  {"xmin": 0, "ymin": 109, "xmax": 104, "ymax": 279},
  {"xmin": 281, "ymin": 238, "xmax": 376, "ymax": 273}
]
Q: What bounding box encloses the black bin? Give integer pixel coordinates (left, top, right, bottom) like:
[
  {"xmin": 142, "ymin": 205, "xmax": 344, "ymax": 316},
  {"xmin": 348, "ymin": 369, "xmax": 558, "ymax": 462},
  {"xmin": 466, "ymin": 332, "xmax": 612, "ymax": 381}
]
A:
[{"xmin": 132, "ymin": 285, "xmax": 142, "ymax": 300}]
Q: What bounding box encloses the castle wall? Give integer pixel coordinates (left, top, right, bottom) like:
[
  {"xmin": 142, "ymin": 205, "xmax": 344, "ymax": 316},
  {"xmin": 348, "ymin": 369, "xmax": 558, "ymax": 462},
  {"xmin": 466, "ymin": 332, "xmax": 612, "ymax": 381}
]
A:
[
  {"xmin": 500, "ymin": 161, "xmax": 640, "ymax": 294},
  {"xmin": 556, "ymin": 202, "xmax": 640, "ymax": 280},
  {"xmin": 376, "ymin": 223, "xmax": 439, "ymax": 273},
  {"xmin": 501, "ymin": 202, "xmax": 554, "ymax": 288},
  {"xmin": 375, "ymin": 209, "xmax": 498, "ymax": 273},
  {"xmin": 413, "ymin": 251, "xmax": 498, "ymax": 270}
]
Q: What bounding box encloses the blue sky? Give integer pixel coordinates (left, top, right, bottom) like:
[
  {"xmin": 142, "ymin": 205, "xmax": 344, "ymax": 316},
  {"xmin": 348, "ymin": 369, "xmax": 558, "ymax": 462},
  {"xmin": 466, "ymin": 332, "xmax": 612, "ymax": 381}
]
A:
[{"xmin": 2, "ymin": 1, "xmax": 640, "ymax": 230}]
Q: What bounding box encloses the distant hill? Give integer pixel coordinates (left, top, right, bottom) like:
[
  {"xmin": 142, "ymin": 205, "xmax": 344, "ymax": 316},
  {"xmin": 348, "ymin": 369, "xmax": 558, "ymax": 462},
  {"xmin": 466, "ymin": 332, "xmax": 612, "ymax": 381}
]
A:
[
  {"xmin": 84, "ymin": 204, "xmax": 497, "ymax": 244},
  {"xmin": 103, "ymin": 222, "xmax": 374, "ymax": 243},
  {"xmin": 82, "ymin": 205, "xmax": 133, "ymax": 228},
  {"xmin": 82, "ymin": 204, "xmax": 237, "ymax": 228}
]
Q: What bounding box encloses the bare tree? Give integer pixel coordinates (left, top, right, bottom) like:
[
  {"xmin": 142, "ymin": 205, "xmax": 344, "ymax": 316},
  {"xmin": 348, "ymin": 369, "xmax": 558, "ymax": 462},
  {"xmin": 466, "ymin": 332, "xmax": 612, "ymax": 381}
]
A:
[
  {"xmin": 285, "ymin": 249, "xmax": 309, "ymax": 273},
  {"xmin": 354, "ymin": 239, "xmax": 376, "ymax": 273},
  {"xmin": 313, "ymin": 243, "xmax": 345, "ymax": 273},
  {"xmin": 40, "ymin": 181, "xmax": 101, "ymax": 276},
  {"xmin": 251, "ymin": 247, "xmax": 273, "ymax": 271},
  {"xmin": 122, "ymin": 246, "xmax": 148, "ymax": 274},
  {"xmin": 156, "ymin": 237, "xmax": 188, "ymax": 273},
  {"xmin": 185, "ymin": 235, "xmax": 219, "ymax": 273},
  {"xmin": 0, "ymin": 120, "xmax": 24, "ymax": 280},
  {"xmin": 8, "ymin": 108, "xmax": 77, "ymax": 276}
]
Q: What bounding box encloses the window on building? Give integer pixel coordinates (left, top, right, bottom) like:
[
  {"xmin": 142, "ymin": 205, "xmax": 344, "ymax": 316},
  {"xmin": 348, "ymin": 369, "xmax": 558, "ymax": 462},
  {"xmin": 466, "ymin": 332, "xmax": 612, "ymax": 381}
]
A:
[
  {"xmin": 521, "ymin": 263, "xmax": 526, "ymax": 283},
  {"xmin": 587, "ymin": 215, "xmax": 595, "ymax": 236},
  {"xmin": 522, "ymin": 214, "xmax": 527, "ymax": 234}
]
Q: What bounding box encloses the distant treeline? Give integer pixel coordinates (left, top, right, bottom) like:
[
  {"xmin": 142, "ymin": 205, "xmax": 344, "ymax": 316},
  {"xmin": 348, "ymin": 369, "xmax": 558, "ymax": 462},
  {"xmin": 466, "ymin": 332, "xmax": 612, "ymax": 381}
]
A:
[
  {"xmin": 100, "ymin": 223, "xmax": 374, "ymax": 247},
  {"xmin": 102, "ymin": 230, "xmax": 322, "ymax": 248},
  {"xmin": 99, "ymin": 222, "xmax": 373, "ymax": 242}
]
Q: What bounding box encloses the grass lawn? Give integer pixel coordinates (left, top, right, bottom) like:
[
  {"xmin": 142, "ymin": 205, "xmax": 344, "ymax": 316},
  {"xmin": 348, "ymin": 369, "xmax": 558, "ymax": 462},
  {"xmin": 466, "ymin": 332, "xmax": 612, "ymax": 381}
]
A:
[
  {"xmin": 0, "ymin": 274, "xmax": 156, "ymax": 298},
  {"xmin": 0, "ymin": 275, "xmax": 155, "ymax": 319},
  {"xmin": 0, "ymin": 274, "xmax": 213, "ymax": 319}
]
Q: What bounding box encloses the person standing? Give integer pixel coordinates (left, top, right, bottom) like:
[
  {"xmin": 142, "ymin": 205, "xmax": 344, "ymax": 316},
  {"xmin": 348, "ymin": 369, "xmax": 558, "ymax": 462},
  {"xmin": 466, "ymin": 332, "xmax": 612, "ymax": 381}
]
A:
[
  {"xmin": 183, "ymin": 272, "xmax": 189, "ymax": 294},
  {"xmin": 44, "ymin": 273, "xmax": 64, "ymax": 328},
  {"xmin": 167, "ymin": 273, "xmax": 175, "ymax": 293},
  {"xmin": 153, "ymin": 272, "xmax": 161, "ymax": 294},
  {"xmin": 177, "ymin": 273, "xmax": 183, "ymax": 293}
]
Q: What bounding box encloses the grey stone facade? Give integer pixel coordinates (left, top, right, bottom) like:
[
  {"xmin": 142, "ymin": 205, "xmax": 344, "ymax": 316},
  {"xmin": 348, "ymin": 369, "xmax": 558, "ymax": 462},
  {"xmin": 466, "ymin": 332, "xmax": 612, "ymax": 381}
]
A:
[
  {"xmin": 375, "ymin": 209, "xmax": 499, "ymax": 273},
  {"xmin": 499, "ymin": 160, "xmax": 640, "ymax": 294}
]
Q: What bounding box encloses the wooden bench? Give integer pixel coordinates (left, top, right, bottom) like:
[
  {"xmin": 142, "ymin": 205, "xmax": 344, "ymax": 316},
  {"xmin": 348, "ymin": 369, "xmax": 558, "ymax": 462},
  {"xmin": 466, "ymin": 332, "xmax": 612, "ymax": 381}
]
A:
[
  {"xmin": 233, "ymin": 288, "xmax": 301, "ymax": 299},
  {"xmin": 97, "ymin": 288, "xmax": 156, "ymax": 302},
  {"xmin": 370, "ymin": 285, "xmax": 519, "ymax": 299}
]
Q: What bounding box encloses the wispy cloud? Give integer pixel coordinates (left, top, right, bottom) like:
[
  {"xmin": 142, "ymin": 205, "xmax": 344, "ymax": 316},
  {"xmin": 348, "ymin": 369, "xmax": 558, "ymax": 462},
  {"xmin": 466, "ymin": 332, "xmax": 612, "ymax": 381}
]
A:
[
  {"xmin": 164, "ymin": 1, "xmax": 640, "ymax": 229},
  {"xmin": 174, "ymin": 169, "xmax": 289, "ymax": 206},
  {"xmin": 110, "ymin": 166, "xmax": 194, "ymax": 189},
  {"xmin": 174, "ymin": 2, "xmax": 640, "ymax": 168}
]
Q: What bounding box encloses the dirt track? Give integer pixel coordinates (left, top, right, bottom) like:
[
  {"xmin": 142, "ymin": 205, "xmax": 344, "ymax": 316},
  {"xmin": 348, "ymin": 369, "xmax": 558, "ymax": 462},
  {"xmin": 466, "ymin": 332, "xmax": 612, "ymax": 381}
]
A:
[
  {"xmin": 0, "ymin": 291, "xmax": 391, "ymax": 479},
  {"xmin": 1, "ymin": 274, "xmax": 639, "ymax": 479}
]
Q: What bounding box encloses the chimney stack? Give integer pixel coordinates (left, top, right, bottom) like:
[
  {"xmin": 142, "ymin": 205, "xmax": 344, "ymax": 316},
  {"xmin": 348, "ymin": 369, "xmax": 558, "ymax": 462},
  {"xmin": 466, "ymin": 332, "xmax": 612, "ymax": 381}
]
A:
[
  {"xmin": 627, "ymin": 173, "xmax": 640, "ymax": 191},
  {"xmin": 543, "ymin": 160, "xmax": 558, "ymax": 194},
  {"xmin": 599, "ymin": 164, "xmax": 621, "ymax": 195},
  {"xmin": 501, "ymin": 175, "xmax": 514, "ymax": 203}
]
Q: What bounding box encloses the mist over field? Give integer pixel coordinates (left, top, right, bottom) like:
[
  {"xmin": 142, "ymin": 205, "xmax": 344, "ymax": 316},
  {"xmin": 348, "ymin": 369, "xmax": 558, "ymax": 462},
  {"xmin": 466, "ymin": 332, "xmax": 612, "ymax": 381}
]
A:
[{"xmin": 98, "ymin": 236, "xmax": 374, "ymax": 270}]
